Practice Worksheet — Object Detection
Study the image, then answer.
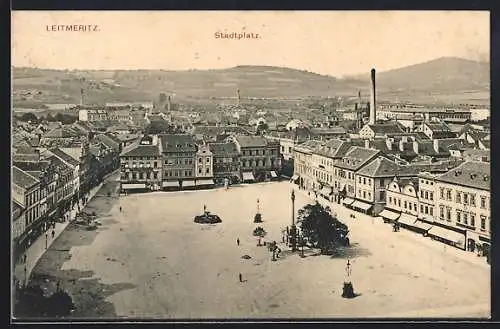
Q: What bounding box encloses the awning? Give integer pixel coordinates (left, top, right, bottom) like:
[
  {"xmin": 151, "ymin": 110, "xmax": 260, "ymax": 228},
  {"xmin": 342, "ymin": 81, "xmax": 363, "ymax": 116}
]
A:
[
  {"xmin": 319, "ymin": 187, "xmax": 332, "ymax": 196},
  {"xmin": 270, "ymin": 171, "xmax": 278, "ymax": 178},
  {"xmin": 412, "ymin": 220, "xmax": 433, "ymax": 231},
  {"xmin": 398, "ymin": 213, "xmax": 417, "ymax": 226},
  {"xmin": 342, "ymin": 197, "xmax": 355, "ymax": 205},
  {"xmin": 183, "ymin": 180, "xmax": 196, "ymax": 187},
  {"xmin": 351, "ymin": 200, "xmax": 372, "ymax": 210},
  {"xmin": 121, "ymin": 183, "xmax": 146, "ymax": 190},
  {"xmin": 162, "ymin": 181, "xmax": 180, "ymax": 188},
  {"xmin": 378, "ymin": 209, "xmax": 401, "ymax": 221},
  {"xmin": 242, "ymin": 172, "xmax": 255, "ymax": 181},
  {"xmin": 428, "ymin": 226, "xmax": 465, "ymax": 244},
  {"xmin": 291, "ymin": 174, "xmax": 299, "ymax": 181},
  {"xmin": 196, "ymin": 179, "xmax": 215, "ymax": 186}
]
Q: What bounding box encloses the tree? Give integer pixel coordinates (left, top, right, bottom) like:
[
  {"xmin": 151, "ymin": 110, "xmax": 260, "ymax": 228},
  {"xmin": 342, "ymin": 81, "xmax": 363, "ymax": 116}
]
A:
[
  {"xmin": 298, "ymin": 202, "xmax": 349, "ymax": 255},
  {"xmin": 256, "ymin": 122, "xmax": 269, "ymax": 135},
  {"xmin": 19, "ymin": 112, "xmax": 39, "ymax": 123}
]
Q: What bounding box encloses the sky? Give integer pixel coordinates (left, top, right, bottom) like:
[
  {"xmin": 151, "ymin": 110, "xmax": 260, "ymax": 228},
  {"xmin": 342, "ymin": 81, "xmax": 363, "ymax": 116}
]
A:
[{"xmin": 11, "ymin": 11, "xmax": 490, "ymax": 77}]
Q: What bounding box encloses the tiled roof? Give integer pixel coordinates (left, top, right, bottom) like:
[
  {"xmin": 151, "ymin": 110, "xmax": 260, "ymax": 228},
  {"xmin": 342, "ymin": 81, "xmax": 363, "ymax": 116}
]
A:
[
  {"xmin": 233, "ymin": 135, "xmax": 268, "ymax": 148},
  {"xmin": 120, "ymin": 144, "xmax": 161, "ymax": 157},
  {"xmin": 435, "ymin": 161, "xmax": 490, "ymax": 191},
  {"xmin": 13, "ymin": 166, "xmax": 40, "ymax": 189},
  {"xmin": 334, "ymin": 147, "xmax": 380, "ymax": 170},
  {"xmin": 47, "ymin": 155, "xmax": 73, "ymax": 173},
  {"xmin": 93, "ymin": 134, "xmax": 120, "ymax": 151},
  {"xmin": 367, "ymin": 123, "xmax": 405, "ymax": 134},
  {"xmin": 49, "ymin": 147, "xmax": 81, "ymax": 166},
  {"xmin": 208, "ymin": 142, "xmax": 239, "ymax": 154},
  {"xmin": 159, "ymin": 134, "xmax": 197, "ymax": 153},
  {"xmin": 357, "ymin": 157, "xmax": 402, "ymax": 177},
  {"xmin": 425, "ymin": 122, "xmax": 451, "ymax": 132}
]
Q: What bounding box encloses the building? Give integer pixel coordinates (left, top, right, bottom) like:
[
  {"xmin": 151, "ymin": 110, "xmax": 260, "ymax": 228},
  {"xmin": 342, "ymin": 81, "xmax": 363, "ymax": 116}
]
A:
[
  {"xmin": 265, "ymin": 127, "xmax": 311, "ymax": 161},
  {"xmin": 468, "ymin": 108, "xmax": 490, "ymax": 122},
  {"xmin": 377, "ymin": 106, "xmax": 472, "ymax": 123},
  {"xmin": 12, "ymin": 166, "xmax": 41, "ymax": 257},
  {"xmin": 119, "ymin": 135, "xmax": 163, "ymax": 192},
  {"xmin": 230, "ymin": 135, "xmax": 281, "ymax": 182},
  {"xmin": 78, "ymin": 108, "xmax": 108, "ymax": 122},
  {"xmin": 419, "ymin": 121, "xmax": 456, "ymax": 139},
  {"xmin": 334, "ymin": 147, "xmax": 380, "ymax": 206},
  {"xmin": 159, "ymin": 134, "xmax": 197, "ymax": 190},
  {"xmin": 48, "ymin": 147, "xmax": 81, "ymax": 205},
  {"xmin": 208, "ymin": 142, "xmax": 240, "ymax": 185},
  {"xmin": 358, "ymin": 122, "xmax": 406, "ymax": 140},
  {"xmin": 194, "ymin": 144, "xmax": 214, "ymax": 188},
  {"xmin": 434, "ymin": 161, "xmax": 490, "ymax": 254}
]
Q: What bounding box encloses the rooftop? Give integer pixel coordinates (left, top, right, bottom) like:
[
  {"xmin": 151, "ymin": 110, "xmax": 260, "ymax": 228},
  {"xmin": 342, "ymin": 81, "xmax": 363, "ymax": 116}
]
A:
[
  {"xmin": 13, "ymin": 166, "xmax": 40, "ymax": 189},
  {"xmin": 49, "ymin": 147, "xmax": 81, "ymax": 166},
  {"xmin": 159, "ymin": 134, "xmax": 197, "ymax": 153},
  {"xmin": 233, "ymin": 135, "xmax": 268, "ymax": 148},
  {"xmin": 334, "ymin": 147, "xmax": 380, "ymax": 170},
  {"xmin": 208, "ymin": 142, "xmax": 239, "ymax": 154},
  {"xmin": 121, "ymin": 144, "xmax": 161, "ymax": 157},
  {"xmin": 357, "ymin": 157, "xmax": 402, "ymax": 178},
  {"xmin": 367, "ymin": 123, "xmax": 405, "ymax": 135},
  {"xmin": 435, "ymin": 161, "xmax": 490, "ymax": 191}
]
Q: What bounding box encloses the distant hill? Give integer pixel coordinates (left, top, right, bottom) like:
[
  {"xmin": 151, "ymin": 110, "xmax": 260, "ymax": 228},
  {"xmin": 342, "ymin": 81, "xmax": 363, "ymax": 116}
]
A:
[{"xmin": 12, "ymin": 57, "xmax": 490, "ymax": 107}]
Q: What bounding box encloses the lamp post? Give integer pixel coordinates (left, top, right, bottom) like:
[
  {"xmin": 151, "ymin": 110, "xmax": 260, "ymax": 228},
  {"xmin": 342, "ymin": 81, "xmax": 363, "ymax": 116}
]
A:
[{"xmin": 290, "ymin": 190, "xmax": 297, "ymax": 252}]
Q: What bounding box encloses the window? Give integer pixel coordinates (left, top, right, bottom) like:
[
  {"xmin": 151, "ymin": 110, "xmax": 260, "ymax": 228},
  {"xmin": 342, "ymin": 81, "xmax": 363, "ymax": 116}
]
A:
[
  {"xmin": 481, "ymin": 216, "xmax": 486, "ymax": 230},
  {"xmin": 456, "ymin": 192, "xmax": 461, "ymax": 203},
  {"xmin": 463, "ymin": 213, "xmax": 468, "ymax": 225},
  {"xmin": 206, "ymin": 158, "xmax": 210, "ymax": 163},
  {"xmin": 154, "ymin": 162, "xmax": 158, "ymax": 168},
  {"xmin": 463, "ymin": 194, "xmax": 468, "ymax": 204},
  {"xmin": 420, "ymin": 190, "xmax": 424, "ymax": 198},
  {"xmin": 470, "ymin": 214, "xmax": 475, "ymax": 227},
  {"xmin": 199, "ymin": 158, "xmax": 202, "ymax": 163},
  {"xmin": 424, "ymin": 191, "xmax": 428, "ymax": 199},
  {"xmin": 153, "ymin": 172, "xmax": 158, "ymax": 179},
  {"xmin": 420, "ymin": 205, "xmax": 424, "ymax": 213},
  {"xmin": 446, "ymin": 190, "xmax": 452, "ymax": 201},
  {"xmin": 198, "ymin": 168, "xmax": 202, "ymax": 174},
  {"xmin": 369, "ymin": 179, "xmax": 372, "ymax": 186},
  {"xmin": 429, "ymin": 192, "xmax": 433, "ymax": 201},
  {"xmin": 470, "ymin": 195, "xmax": 476, "ymax": 207},
  {"xmin": 398, "ymin": 199, "xmax": 401, "ymax": 207},
  {"xmin": 206, "ymin": 168, "xmax": 210, "ymax": 174},
  {"xmin": 446, "ymin": 207, "xmax": 451, "ymax": 221},
  {"xmin": 424, "ymin": 206, "xmax": 429, "ymax": 214},
  {"xmin": 404, "ymin": 201, "xmax": 407, "ymax": 209},
  {"xmin": 481, "ymin": 197, "xmax": 486, "ymax": 209},
  {"xmin": 363, "ymin": 177, "xmax": 366, "ymax": 185},
  {"xmin": 440, "ymin": 188, "xmax": 444, "ymax": 199},
  {"xmin": 439, "ymin": 206, "xmax": 444, "ymax": 219},
  {"xmin": 429, "ymin": 207, "xmax": 433, "ymax": 216},
  {"xmin": 389, "ymin": 196, "xmax": 392, "ymax": 204},
  {"xmin": 363, "ymin": 191, "xmax": 366, "ymax": 198}
]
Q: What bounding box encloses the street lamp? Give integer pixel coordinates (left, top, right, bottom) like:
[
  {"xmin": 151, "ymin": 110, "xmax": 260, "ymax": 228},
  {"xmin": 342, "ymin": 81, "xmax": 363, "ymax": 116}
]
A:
[{"xmin": 290, "ymin": 190, "xmax": 297, "ymax": 252}]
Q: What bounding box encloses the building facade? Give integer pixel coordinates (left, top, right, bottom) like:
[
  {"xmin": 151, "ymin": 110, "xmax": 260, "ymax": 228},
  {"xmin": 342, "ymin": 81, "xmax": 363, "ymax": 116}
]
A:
[
  {"xmin": 194, "ymin": 144, "xmax": 214, "ymax": 188},
  {"xmin": 159, "ymin": 134, "xmax": 197, "ymax": 189},
  {"xmin": 208, "ymin": 142, "xmax": 240, "ymax": 184}
]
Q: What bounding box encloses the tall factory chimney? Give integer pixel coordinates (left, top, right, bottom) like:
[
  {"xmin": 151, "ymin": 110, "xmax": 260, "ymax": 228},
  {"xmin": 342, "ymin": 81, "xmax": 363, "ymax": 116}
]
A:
[
  {"xmin": 80, "ymin": 88, "xmax": 84, "ymax": 106},
  {"xmin": 237, "ymin": 89, "xmax": 241, "ymax": 105},
  {"xmin": 167, "ymin": 96, "xmax": 172, "ymax": 111},
  {"xmin": 369, "ymin": 68, "xmax": 376, "ymax": 125}
]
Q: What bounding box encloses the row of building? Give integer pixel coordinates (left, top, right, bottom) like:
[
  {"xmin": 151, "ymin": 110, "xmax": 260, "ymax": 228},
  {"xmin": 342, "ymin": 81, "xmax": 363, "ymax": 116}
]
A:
[
  {"xmin": 119, "ymin": 134, "xmax": 282, "ymax": 192},
  {"xmin": 12, "ymin": 132, "xmax": 122, "ymax": 260},
  {"xmin": 292, "ymin": 139, "xmax": 490, "ymax": 257}
]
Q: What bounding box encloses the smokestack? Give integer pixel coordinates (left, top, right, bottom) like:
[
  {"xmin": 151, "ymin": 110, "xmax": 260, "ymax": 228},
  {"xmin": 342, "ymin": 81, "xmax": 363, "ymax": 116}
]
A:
[
  {"xmin": 369, "ymin": 68, "xmax": 376, "ymax": 125},
  {"xmin": 167, "ymin": 96, "xmax": 172, "ymax": 111},
  {"xmin": 80, "ymin": 88, "xmax": 84, "ymax": 106},
  {"xmin": 237, "ymin": 89, "xmax": 241, "ymax": 105}
]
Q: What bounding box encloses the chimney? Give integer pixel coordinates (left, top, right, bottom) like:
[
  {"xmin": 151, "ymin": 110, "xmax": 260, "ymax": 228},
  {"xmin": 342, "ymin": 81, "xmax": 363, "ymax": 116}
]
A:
[
  {"xmin": 433, "ymin": 139, "xmax": 439, "ymax": 153},
  {"xmin": 369, "ymin": 68, "xmax": 376, "ymax": 124},
  {"xmin": 398, "ymin": 139, "xmax": 404, "ymax": 152},
  {"xmin": 413, "ymin": 141, "xmax": 419, "ymax": 154},
  {"xmin": 237, "ymin": 89, "xmax": 241, "ymax": 105},
  {"xmin": 386, "ymin": 137, "xmax": 393, "ymax": 150},
  {"xmin": 80, "ymin": 88, "xmax": 84, "ymax": 106},
  {"xmin": 167, "ymin": 96, "xmax": 172, "ymax": 111}
]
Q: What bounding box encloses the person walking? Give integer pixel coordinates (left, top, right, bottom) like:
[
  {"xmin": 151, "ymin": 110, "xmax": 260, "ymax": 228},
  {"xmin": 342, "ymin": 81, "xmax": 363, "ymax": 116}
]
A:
[
  {"xmin": 237, "ymin": 238, "xmax": 240, "ymax": 246},
  {"xmin": 52, "ymin": 229, "xmax": 55, "ymax": 239},
  {"xmin": 119, "ymin": 206, "xmax": 122, "ymax": 212},
  {"xmin": 238, "ymin": 273, "xmax": 243, "ymax": 283}
]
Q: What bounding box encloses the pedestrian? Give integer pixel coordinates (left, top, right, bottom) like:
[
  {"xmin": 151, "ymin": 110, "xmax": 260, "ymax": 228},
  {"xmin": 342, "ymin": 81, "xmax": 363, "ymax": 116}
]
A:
[
  {"xmin": 239, "ymin": 273, "xmax": 243, "ymax": 283},
  {"xmin": 237, "ymin": 238, "xmax": 240, "ymax": 246},
  {"xmin": 23, "ymin": 254, "xmax": 27, "ymax": 264},
  {"xmin": 52, "ymin": 230, "xmax": 55, "ymax": 239},
  {"xmin": 119, "ymin": 206, "xmax": 122, "ymax": 212}
]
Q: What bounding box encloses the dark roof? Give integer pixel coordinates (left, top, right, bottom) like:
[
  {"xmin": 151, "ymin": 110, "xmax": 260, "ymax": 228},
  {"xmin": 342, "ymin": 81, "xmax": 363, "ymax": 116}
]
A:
[
  {"xmin": 357, "ymin": 157, "xmax": 402, "ymax": 178},
  {"xmin": 159, "ymin": 134, "xmax": 197, "ymax": 153},
  {"xmin": 480, "ymin": 140, "xmax": 490, "ymax": 149},
  {"xmin": 47, "ymin": 155, "xmax": 73, "ymax": 172},
  {"xmin": 121, "ymin": 144, "xmax": 161, "ymax": 157},
  {"xmin": 367, "ymin": 123, "xmax": 405, "ymax": 134},
  {"xmin": 94, "ymin": 134, "xmax": 120, "ymax": 151},
  {"xmin": 49, "ymin": 147, "xmax": 81, "ymax": 166},
  {"xmin": 234, "ymin": 136, "xmax": 268, "ymax": 148},
  {"xmin": 334, "ymin": 147, "xmax": 380, "ymax": 170},
  {"xmin": 425, "ymin": 122, "xmax": 451, "ymax": 132},
  {"xmin": 208, "ymin": 142, "xmax": 239, "ymax": 154},
  {"xmin": 435, "ymin": 161, "xmax": 490, "ymax": 191},
  {"xmin": 13, "ymin": 166, "xmax": 40, "ymax": 189}
]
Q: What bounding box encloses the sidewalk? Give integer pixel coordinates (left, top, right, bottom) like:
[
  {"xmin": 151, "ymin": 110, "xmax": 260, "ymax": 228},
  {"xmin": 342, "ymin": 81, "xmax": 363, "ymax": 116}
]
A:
[
  {"xmin": 13, "ymin": 175, "xmax": 111, "ymax": 287},
  {"xmin": 293, "ymin": 184, "xmax": 490, "ymax": 270}
]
